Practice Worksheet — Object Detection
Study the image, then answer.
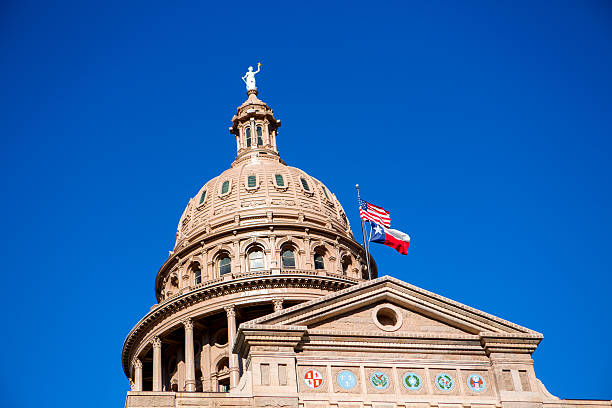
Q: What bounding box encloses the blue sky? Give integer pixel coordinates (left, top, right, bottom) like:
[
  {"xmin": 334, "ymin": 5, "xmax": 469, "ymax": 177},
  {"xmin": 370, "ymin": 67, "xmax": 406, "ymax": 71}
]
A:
[{"xmin": 1, "ymin": 1, "xmax": 611, "ymax": 406}]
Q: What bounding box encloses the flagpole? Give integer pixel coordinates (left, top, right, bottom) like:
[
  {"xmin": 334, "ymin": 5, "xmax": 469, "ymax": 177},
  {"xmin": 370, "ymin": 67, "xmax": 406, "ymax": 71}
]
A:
[{"xmin": 356, "ymin": 184, "xmax": 372, "ymax": 280}]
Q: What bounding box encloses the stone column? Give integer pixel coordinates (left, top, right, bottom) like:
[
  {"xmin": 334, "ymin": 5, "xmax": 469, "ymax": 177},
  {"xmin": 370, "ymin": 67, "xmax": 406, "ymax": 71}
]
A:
[
  {"xmin": 273, "ymin": 298, "xmax": 284, "ymax": 312},
  {"xmin": 152, "ymin": 336, "xmax": 162, "ymax": 391},
  {"xmin": 201, "ymin": 331, "xmax": 211, "ymax": 391},
  {"xmin": 184, "ymin": 318, "xmax": 196, "ymax": 392},
  {"xmin": 133, "ymin": 358, "xmax": 143, "ymax": 391},
  {"xmin": 224, "ymin": 305, "xmax": 240, "ymax": 388}
]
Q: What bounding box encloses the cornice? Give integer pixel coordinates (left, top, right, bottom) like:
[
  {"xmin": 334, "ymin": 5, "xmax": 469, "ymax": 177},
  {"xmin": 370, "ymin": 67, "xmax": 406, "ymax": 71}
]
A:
[{"xmin": 122, "ymin": 273, "xmax": 356, "ymax": 378}]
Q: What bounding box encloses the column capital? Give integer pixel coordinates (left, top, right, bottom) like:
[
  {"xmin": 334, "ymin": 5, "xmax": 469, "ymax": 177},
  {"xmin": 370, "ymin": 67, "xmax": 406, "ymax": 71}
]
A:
[
  {"xmin": 224, "ymin": 304, "xmax": 236, "ymax": 317},
  {"xmin": 183, "ymin": 318, "xmax": 194, "ymax": 330},
  {"xmin": 272, "ymin": 298, "xmax": 284, "ymax": 312},
  {"xmin": 132, "ymin": 358, "xmax": 143, "ymax": 369},
  {"xmin": 152, "ymin": 336, "xmax": 162, "ymax": 348}
]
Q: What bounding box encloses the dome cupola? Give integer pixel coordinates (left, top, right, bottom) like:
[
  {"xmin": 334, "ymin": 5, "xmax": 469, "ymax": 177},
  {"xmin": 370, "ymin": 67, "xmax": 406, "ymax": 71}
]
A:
[{"xmin": 229, "ymin": 89, "xmax": 281, "ymax": 160}]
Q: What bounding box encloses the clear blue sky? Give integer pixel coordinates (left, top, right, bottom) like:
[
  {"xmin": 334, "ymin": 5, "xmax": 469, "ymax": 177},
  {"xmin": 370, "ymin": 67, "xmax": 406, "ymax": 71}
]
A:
[{"xmin": 1, "ymin": 1, "xmax": 611, "ymax": 406}]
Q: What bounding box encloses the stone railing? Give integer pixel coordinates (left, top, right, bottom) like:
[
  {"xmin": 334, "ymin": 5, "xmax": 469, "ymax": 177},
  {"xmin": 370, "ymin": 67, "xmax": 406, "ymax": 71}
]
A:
[{"xmin": 158, "ymin": 269, "xmax": 361, "ymax": 305}]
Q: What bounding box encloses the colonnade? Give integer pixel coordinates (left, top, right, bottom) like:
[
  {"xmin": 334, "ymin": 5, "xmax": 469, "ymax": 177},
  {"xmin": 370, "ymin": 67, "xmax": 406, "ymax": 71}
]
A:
[{"xmin": 131, "ymin": 298, "xmax": 285, "ymax": 392}]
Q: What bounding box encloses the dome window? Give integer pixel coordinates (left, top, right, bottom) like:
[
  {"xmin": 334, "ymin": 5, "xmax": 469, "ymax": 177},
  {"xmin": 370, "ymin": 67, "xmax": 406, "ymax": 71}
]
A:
[
  {"xmin": 341, "ymin": 256, "xmax": 352, "ymax": 276},
  {"xmin": 256, "ymin": 126, "xmax": 263, "ymax": 146},
  {"xmin": 199, "ymin": 190, "xmax": 207, "ymax": 205},
  {"xmin": 248, "ymin": 248, "xmax": 265, "ymax": 272},
  {"xmin": 247, "ymin": 175, "xmax": 257, "ymax": 188},
  {"xmin": 246, "ymin": 127, "xmax": 252, "ymax": 147},
  {"xmin": 275, "ymin": 174, "xmax": 285, "ymax": 187},
  {"xmin": 300, "ymin": 177, "xmax": 310, "ymax": 192},
  {"xmin": 314, "ymin": 253, "xmax": 325, "ymax": 270},
  {"xmin": 220, "ymin": 180, "xmax": 230, "ymax": 195},
  {"xmin": 281, "ymin": 249, "xmax": 296, "ymax": 269},
  {"xmin": 322, "ymin": 186, "xmax": 330, "ymax": 199},
  {"xmin": 218, "ymin": 255, "xmax": 231, "ymax": 276}
]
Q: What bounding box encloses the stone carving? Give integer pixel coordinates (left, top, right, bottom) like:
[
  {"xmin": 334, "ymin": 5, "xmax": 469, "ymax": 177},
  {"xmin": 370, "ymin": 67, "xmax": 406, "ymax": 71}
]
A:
[
  {"xmin": 224, "ymin": 304, "xmax": 236, "ymax": 317},
  {"xmin": 152, "ymin": 336, "xmax": 161, "ymax": 348}
]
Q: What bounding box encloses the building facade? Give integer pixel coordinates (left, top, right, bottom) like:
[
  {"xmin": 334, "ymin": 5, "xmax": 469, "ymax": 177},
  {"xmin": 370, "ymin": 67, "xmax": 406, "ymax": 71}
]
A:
[{"xmin": 122, "ymin": 86, "xmax": 610, "ymax": 408}]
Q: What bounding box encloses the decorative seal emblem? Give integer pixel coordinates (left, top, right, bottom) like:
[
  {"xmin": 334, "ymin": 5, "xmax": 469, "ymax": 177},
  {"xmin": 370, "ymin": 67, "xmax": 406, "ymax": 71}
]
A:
[
  {"xmin": 435, "ymin": 373, "xmax": 455, "ymax": 391},
  {"xmin": 370, "ymin": 371, "xmax": 390, "ymax": 390},
  {"xmin": 467, "ymin": 374, "xmax": 486, "ymax": 392},
  {"xmin": 337, "ymin": 370, "xmax": 357, "ymax": 390},
  {"xmin": 304, "ymin": 369, "xmax": 323, "ymax": 389},
  {"xmin": 402, "ymin": 372, "xmax": 422, "ymax": 390}
]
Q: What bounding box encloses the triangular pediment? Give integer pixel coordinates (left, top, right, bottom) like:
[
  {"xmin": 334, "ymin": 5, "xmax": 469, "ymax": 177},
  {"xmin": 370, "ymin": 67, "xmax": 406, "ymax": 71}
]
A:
[{"xmin": 247, "ymin": 276, "xmax": 541, "ymax": 337}]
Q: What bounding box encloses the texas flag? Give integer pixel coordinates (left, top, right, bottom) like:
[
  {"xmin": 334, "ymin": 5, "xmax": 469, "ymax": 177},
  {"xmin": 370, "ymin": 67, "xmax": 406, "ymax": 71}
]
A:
[{"xmin": 369, "ymin": 222, "xmax": 410, "ymax": 255}]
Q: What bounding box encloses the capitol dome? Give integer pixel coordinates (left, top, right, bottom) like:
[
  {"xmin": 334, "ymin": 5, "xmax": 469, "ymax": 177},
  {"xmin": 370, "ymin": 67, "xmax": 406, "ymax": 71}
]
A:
[{"xmin": 123, "ymin": 86, "xmax": 375, "ymax": 393}]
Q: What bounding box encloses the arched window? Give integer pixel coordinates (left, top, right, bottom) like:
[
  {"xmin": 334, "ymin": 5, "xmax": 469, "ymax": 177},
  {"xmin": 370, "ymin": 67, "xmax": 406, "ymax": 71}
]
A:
[
  {"xmin": 247, "ymin": 175, "xmax": 256, "ymax": 188},
  {"xmin": 341, "ymin": 256, "xmax": 352, "ymax": 276},
  {"xmin": 300, "ymin": 177, "xmax": 310, "ymax": 191},
  {"xmin": 194, "ymin": 266, "xmax": 202, "ymax": 284},
  {"xmin": 199, "ymin": 190, "xmax": 207, "ymax": 204},
  {"xmin": 221, "ymin": 181, "xmax": 230, "ymax": 194},
  {"xmin": 314, "ymin": 253, "xmax": 325, "ymax": 270},
  {"xmin": 281, "ymin": 249, "xmax": 296, "ymax": 269},
  {"xmin": 246, "ymin": 127, "xmax": 252, "ymax": 147},
  {"xmin": 218, "ymin": 255, "xmax": 231, "ymax": 276},
  {"xmin": 248, "ymin": 248, "xmax": 264, "ymax": 271},
  {"xmin": 275, "ymin": 174, "xmax": 284, "ymax": 187}
]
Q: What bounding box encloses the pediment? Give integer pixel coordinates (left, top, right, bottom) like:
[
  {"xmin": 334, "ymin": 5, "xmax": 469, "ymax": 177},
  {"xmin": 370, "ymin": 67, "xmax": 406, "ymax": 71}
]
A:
[{"xmin": 247, "ymin": 276, "xmax": 541, "ymax": 337}]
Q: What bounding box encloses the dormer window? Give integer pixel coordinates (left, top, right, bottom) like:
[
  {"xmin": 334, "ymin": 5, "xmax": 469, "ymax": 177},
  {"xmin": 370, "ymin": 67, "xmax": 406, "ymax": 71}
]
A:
[
  {"xmin": 246, "ymin": 127, "xmax": 252, "ymax": 147},
  {"xmin": 256, "ymin": 126, "xmax": 263, "ymax": 146},
  {"xmin": 220, "ymin": 180, "xmax": 231, "ymax": 196},
  {"xmin": 322, "ymin": 186, "xmax": 330, "ymax": 199},
  {"xmin": 199, "ymin": 190, "xmax": 207, "ymax": 205},
  {"xmin": 247, "ymin": 175, "xmax": 257, "ymax": 188}
]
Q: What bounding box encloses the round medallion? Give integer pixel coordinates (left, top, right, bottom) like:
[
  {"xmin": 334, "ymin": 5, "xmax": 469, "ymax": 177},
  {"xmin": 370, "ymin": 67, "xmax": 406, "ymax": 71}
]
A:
[
  {"xmin": 370, "ymin": 371, "xmax": 390, "ymax": 390},
  {"xmin": 337, "ymin": 370, "xmax": 357, "ymax": 390},
  {"xmin": 402, "ymin": 372, "xmax": 422, "ymax": 390},
  {"xmin": 304, "ymin": 369, "xmax": 323, "ymax": 389},
  {"xmin": 435, "ymin": 373, "xmax": 455, "ymax": 391},
  {"xmin": 467, "ymin": 374, "xmax": 486, "ymax": 392}
]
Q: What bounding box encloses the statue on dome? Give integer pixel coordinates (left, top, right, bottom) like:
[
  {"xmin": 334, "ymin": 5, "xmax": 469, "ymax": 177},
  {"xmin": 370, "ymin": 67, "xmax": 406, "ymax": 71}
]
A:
[{"xmin": 242, "ymin": 62, "xmax": 261, "ymax": 90}]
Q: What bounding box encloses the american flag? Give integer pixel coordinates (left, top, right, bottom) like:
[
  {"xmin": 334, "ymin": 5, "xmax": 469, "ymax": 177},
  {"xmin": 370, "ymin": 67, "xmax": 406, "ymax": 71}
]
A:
[{"xmin": 359, "ymin": 199, "xmax": 391, "ymax": 228}]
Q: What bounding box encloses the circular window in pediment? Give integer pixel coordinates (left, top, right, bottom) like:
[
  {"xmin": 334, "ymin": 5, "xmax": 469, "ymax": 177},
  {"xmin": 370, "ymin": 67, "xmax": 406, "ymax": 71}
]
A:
[{"xmin": 372, "ymin": 303, "xmax": 402, "ymax": 332}]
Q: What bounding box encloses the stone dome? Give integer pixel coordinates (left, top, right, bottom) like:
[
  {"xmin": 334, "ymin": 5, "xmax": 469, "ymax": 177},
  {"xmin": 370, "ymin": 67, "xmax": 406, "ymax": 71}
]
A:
[
  {"xmin": 124, "ymin": 86, "xmax": 376, "ymax": 393},
  {"xmin": 174, "ymin": 90, "xmax": 352, "ymax": 249},
  {"xmin": 175, "ymin": 155, "xmax": 352, "ymax": 249}
]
